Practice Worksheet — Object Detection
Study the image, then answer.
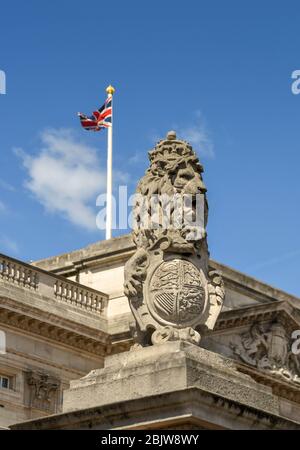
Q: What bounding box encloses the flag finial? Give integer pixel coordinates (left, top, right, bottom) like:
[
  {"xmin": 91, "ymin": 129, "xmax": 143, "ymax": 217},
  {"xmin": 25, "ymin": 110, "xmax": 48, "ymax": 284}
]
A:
[{"xmin": 106, "ymin": 85, "xmax": 115, "ymax": 95}]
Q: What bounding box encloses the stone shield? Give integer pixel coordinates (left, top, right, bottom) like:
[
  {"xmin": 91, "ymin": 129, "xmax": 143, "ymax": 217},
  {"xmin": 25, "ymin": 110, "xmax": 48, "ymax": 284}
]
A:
[{"xmin": 148, "ymin": 259, "xmax": 206, "ymax": 327}]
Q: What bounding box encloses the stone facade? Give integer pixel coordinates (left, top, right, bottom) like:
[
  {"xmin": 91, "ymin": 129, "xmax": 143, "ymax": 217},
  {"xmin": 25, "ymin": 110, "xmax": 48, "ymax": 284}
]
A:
[
  {"xmin": 11, "ymin": 342, "xmax": 300, "ymax": 430},
  {"xmin": 0, "ymin": 255, "xmax": 109, "ymax": 428},
  {"xmin": 3, "ymin": 132, "xmax": 300, "ymax": 429},
  {"xmin": 3, "ymin": 235, "xmax": 300, "ymax": 429}
]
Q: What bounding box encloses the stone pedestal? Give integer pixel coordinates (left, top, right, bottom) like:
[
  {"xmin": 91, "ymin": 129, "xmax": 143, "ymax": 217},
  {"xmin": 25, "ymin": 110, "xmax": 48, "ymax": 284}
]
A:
[
  {"xmin": 63, "ymin": 341, "xmax": 276, "ymax": 413},
  {"xmin": 11, "ymin": 342, "xmax": 300, "ymax": 429}
]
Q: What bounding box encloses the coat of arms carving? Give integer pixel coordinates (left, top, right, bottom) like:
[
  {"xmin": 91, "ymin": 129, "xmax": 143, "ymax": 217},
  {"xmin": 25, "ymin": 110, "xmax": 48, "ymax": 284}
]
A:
[
  {"xmin": 149, "ymin": 260, "xmax": 206, "ymax": 326},
  {"xmin": 124, "ymin": 131, "xmax": 225, "ymax": 347}
]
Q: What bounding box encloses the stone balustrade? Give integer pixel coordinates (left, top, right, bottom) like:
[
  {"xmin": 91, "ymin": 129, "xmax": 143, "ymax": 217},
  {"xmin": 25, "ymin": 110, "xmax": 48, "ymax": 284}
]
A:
[
  {"xmin": 0, "ymin": 254, "xmax": 108, "ymax": 315},
  {"xmin": 54, "ymin": 280, "xmax": 104, "ymax": 312},
  {"xmin": 0, "ymin": 256, "xmax": 39, "ymax": 289}
]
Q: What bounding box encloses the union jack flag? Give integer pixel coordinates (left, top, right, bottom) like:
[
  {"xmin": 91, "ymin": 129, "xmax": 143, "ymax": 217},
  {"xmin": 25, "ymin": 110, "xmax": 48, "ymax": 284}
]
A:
[{"xmin": 78, "ymin": 97, "xmax": 112, "ymax": 131}]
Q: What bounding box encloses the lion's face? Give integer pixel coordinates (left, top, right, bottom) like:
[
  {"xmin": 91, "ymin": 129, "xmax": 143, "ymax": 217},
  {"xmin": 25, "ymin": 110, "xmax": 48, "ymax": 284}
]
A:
[{"xmin": 173, "ymin": 167, "xmax": 195, "ymax": 191}]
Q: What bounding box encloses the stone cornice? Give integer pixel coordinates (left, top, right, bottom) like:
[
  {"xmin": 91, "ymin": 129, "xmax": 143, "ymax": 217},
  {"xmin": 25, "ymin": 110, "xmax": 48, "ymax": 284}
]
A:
[
  {"xmin": 210, "ymin": 260, "xmax": 299, "ymax": 305},
  {"xmin": 0, "ymin": 303, "xmax": 109, "ymax": 357},
  {"xmin": 10, "ymin": 386, "xmax": 300, "ymax": 430},
  {"xmin": 215, "ymin": 300, "xmax": 300, "ymax": 333},
  {"xmin": 33, "ymin": 235, "xmax": 135, "ymax": 274},
  {"xmin": 0, "ymin": 287, "xmax": 108, "ymax": 336},
  {"xmin": 236, "ymin": 362, "xmax": 300, "ymax": 403}
]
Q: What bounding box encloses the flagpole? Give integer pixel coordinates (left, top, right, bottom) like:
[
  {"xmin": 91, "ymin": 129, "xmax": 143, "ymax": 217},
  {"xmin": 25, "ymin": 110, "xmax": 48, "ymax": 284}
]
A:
[{"xmin": 105, "ymin": 85, "xmax": 115, "ymax": 240}]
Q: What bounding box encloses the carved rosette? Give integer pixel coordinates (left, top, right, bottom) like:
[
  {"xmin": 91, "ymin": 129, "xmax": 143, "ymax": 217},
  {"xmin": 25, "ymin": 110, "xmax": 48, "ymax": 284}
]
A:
[{"xmin": 124, "ymin": 131, "xmax": 225, "ymax": 347}]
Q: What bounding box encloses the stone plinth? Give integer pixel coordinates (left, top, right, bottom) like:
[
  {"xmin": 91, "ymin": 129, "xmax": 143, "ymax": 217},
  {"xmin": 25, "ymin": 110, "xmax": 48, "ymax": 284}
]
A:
[
  {"xmin": 10, "ymin": 342, "xmax": 300, "ymax": 429},
  {"xmin": 63, "ymin": 341, "xmax": 276, "ymax": 413}
]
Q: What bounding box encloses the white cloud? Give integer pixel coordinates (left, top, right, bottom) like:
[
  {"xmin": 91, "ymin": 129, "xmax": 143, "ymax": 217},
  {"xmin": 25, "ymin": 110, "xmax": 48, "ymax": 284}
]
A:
[
  {"xmin": 177, "ymin": 111, "xmax": 215, "ymax": 158},
  {"xmin": 16, "ymin": 128, "xmax": 124, "ymax": 231}
]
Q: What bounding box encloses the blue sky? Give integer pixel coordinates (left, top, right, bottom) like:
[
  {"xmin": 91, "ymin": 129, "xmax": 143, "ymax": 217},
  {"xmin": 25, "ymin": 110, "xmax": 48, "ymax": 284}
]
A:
[{"xmin": 1, "ymin": 0, "xmax": 300, "ymax": 296}]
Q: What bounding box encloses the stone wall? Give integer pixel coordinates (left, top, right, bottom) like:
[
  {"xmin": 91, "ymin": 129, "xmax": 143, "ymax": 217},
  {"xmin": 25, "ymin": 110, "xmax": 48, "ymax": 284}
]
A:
[{"xmin": 0, "ymin": 325, "xmax": 102, "ymax": 428}]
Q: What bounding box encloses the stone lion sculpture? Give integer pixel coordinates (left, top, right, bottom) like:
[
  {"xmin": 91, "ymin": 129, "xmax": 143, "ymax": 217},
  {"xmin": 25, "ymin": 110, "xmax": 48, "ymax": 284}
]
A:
[{"xmin": 124, "ymin": 131, "xmax": 225, "ymax": 347}]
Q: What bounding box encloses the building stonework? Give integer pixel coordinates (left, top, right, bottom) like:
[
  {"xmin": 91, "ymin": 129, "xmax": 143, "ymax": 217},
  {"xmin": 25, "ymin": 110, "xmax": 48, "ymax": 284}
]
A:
[
  {"xmin": 0, "ymin": 254, "xmax": 108, "ymax": 428},
  {"xmin": 1, "ymin": 132, "xmax": 300, "ymax": 429}
]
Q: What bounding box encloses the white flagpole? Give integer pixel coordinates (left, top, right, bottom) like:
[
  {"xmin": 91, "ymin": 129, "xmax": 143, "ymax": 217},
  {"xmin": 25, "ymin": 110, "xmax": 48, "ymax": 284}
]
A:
[{"xmin": 105, "ymin": 85, "xmax": 115, "ymax": 240}]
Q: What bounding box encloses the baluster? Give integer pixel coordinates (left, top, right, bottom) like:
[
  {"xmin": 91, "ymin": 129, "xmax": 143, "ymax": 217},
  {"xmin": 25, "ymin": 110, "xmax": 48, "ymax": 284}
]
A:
[
  {"xmin": 82, "ymin": 291, "xmax": 87, "ymax": 308},
  {"xmin": 4, "ymin": 261, "xmax": 10, "ymax": 279},
  {"xmin": 97, "ymin": 297, "xmax": 102, "ymax": 312},
  {"xmin": 27, "ymin": 270, "xmax": 31, "ymax": 287},
  {"xmin": 33, "ymin": 272, "xmax": 39, "ymax": 289},
  {"xmin": 58, "ymin": 282, "xmax": 63, "ymax": 298},
  {"xmin": 95, "ymin": 295, "xmax": 99, "ymax": 311},
  {"xmin": 20, "ymin": 267, "xmax": 26, "ymax": 285},
  {"xmin": 54, "ymin": 281, "xmax": 58, "ymax": 296},
  {"xmin": 3, "ymin": 259, "xmax": 8, "ymax": 277},
  {"xmin": 63, "ymin": 283, "xmax": 67, "ymax": 299},
  {"xmin": 81, "ymin": 290, "xmax": 86, "ymax": 307},
  {"xmin": 15, "ymin": 264, "xmax": 18, "ymax": 281},
  {"xmin": 7, "ymin": 263, "xmax": 12, "ymax": 280},
  {"xmin": 91, "ymin": 294, "xmax": 96, "ymax": 311},
  {"xmin": 69, "ymin": 285, "xmax": 74, "ymax": 303},
  {"xmin": 65, "ymin": 283, "xmax": 70, "ymax": 301},
  {"xmin": 88, "ymin": 293, "xmax": 92, "ymax": 310},
  {"xmin": 74, "ymin": 287, "xmax": 78, "ymax": 303},
  {"xmin": 15, "ymin": 264, "xmax": 19, "ymax": 282},
  {"xmin": 68, "ymin": 285, "xmax": 73, "ymax": 303},
  {"xmin": 8, "ymin": 262, "xmax": 13, "ymax": 281},
  {"xmin": 78, "ymin": 290, "xmax": 82, "ymax": 306},
  {"xmin": 16, "ymin": 265, "xmax": 20, "ymax": 282}
]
